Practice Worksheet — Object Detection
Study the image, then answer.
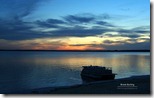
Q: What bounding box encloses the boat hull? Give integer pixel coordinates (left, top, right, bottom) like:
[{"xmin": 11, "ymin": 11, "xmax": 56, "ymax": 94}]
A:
[{"xmin": 81, "ymin": 74, "xmax": 116, "ymax": 83}]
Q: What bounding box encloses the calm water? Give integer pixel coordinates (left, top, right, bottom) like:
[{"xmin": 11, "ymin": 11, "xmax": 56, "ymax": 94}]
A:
[{"xmin": 0, "ymin": 51, "xmax": 150, "ymax": 93}]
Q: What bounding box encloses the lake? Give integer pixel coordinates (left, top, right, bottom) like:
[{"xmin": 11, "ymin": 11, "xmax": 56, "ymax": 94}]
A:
[{"xmin": 0, "ymin": 51, "xmax": 150, "ymax": 93}]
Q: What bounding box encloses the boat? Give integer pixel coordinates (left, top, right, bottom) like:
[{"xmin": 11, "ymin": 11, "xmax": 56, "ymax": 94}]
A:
[{"xmin": 81, "ymin": 65, "xmax": 116, "ymax": 82}]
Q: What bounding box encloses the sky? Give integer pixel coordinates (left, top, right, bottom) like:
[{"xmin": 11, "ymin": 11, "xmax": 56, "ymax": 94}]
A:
[{"xmin": 0, "ymin": 0, "xmax": 150, "ymax": 50}]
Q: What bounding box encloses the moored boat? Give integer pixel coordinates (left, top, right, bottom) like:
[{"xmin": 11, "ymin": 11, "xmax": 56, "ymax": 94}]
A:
[{"xmin": 81, "ymin": 65, "xmax": 116, "ymax": 82}]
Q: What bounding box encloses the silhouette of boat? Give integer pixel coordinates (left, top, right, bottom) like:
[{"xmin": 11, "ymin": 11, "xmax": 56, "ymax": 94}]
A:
[{"xmin": 81, "ymin": 65, "xmax": 116, "ymax": 82}]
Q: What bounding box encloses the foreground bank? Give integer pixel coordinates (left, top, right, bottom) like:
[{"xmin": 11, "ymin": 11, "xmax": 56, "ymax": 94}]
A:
[{"xmin": 12, "ymin": 75, "xmax": 150, "ymax": 94}]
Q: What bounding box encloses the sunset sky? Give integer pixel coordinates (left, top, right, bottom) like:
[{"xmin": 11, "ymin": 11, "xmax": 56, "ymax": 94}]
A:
[{"xmin": 0, "ymin": 0, "xmax": 150, "ymax": 50}]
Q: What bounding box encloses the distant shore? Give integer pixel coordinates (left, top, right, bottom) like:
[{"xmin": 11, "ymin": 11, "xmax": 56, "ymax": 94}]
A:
[
  {"xmin": 0, "ymin": 50, "xmax": 150, "ymax": 52},
  {"xmin": 12, "ymin": 75, "xmax": 150, "ymax": 94}
]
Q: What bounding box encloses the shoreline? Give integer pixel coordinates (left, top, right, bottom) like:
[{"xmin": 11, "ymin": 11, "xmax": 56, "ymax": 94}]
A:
[
  {"xmin": 11, "ymin": 75, "xmax": 150, "ymax": 94},
  {"xmin": 0, "ymin": 50, "xmax": 150, "ymax": 52}
]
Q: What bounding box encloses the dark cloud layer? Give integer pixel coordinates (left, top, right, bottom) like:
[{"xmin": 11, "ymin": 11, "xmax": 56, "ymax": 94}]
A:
[
  {"xmin": 47, "ymin": 28, "xmax": 109, "ymax": 37},
  {"xmin": 109, "ymin": 34, "xmax": 141, "ymax": 38},
  {"xmin": 35, "ymin": 18, "xmax": 66, "ymax": 28},
  {"xmin": 0, "ymin": 0, "xmax": 46, "ymax": 21},
  {"xmin": 64, "ymin": 15, "xmax": 95, "ymax": 24},
  {"xmin": 35, "ymin": 20, "xmax": 60, "ymax": 28},
  {"xmin": 70, "ymin": 41, "xmax": 150, "ymax": 50},
  {"xmin": 117, "ymin": 28, "xmax": 149, "ymax": 34},
  {"xmin": 46, "ymin": 19, "xmax": 66, "ymax": 24},
  {"xmin": 0, "ymin": 17, "xmax": 150, "ymax": 40},
  {"xmin": 103, "ymin": 42, "xmax": 150, "ymax": 50},
  {"xmin": 0, "ymin": 0, "xmax": 52, "ymax": 40},
  {"xmin": 0, "ymin": 0, "xmax": 150, "ymax": 50},
  {"xmin": 96, "ymin": 21, "xmax": 115, "ymax": 27}
]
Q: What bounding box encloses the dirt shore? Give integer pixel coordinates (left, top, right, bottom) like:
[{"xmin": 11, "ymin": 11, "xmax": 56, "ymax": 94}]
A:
[{"xmin": 29, "ymin": 75, "xmax": 150, "ymax": 94}]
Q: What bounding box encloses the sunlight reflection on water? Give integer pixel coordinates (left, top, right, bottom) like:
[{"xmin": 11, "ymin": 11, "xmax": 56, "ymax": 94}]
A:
[{"xmin": 0, "ymin": 51, "xmax": 150, "ymax": 93}]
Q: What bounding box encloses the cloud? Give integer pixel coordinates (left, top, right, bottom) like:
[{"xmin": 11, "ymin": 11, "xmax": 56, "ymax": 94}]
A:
[
  {"xmin": 69, "ymin": 44, "xmax": 86, "ymax": 46},
  {"xmin": 35, "ymin": 13, "xmax": 114, "ymax": 28},
  {"xmin": 63, "ymin": 13, "xmax": 112, "ymax": 24},
  {"xmin": 0, "ymin": 7, "xmax": 150, "ymax": 42},
  {"xmin": 66, "ymin": 44, "xmax": 104, "ymax": 50},
  {"xmin": 0, "ymin": 0, "xmax": 47, "ymax": 21},
  {"xmin": 47, "ymin": 28, "xmax": 110, "ymax": 37},
  {"xmin": 71, "ymin": 41, "xmax": 150, "ymax": 50},
  {"xmin": 35, "ymin": 18, "xmax": 66, "ymax": 28},
  {"xmin": 64, "ymin": 15, "xmax": 95, "ymax": 24},
  {"xmin": 35, "ymin": 20, "xmax": 60, "ymax": 28},
  {"xmin": 103, "ymin": 42, "xmax": 150, "ymax": 50},
  {"xmin": 103, "ymin": 32, "xmax": 142, "ymax": 39},
  {"xmin": 0, "ymin": 19, "xmax": 150, "ymax": 40},
  {"xmin": 0, "ymin": 19, "xmax": 150, "ymax": 41},
  {"xmin": 117, "ymin": 26, "xmax": 150, "ymax": 34},
  {"xmin": 0, "ymin": 1, "xmax": 150, "ymax": 50},
  {"xmin": 0, "ymin": 0, "xmax": 55, "ymax": 40},
  {"xmin": 99, "ymin": 14, "xmax": 111, "ymax": 19},
  {"xmin": 0, "ymin": 9, "xmax": 127, "ymax": 40},
  {"xmin": 0, "ymin": 39, "xmax": 67, "ymax": 50},
  {"xmin": 120, "ymin": 34, "xmax": 141, "ymax": 38},
  {"xmin": 103, "ymin": 40, "xmax": 124, "ymax": 45},
  {"xmin": 131, "ymin": 26, "xmax": 150, "ymax": 33},
  {"xmin": 0, "ymin": 19, "xmax": 42, "ymax": 40},
  {"xmin": 96, "ymin": 21, "xmax": 115, "ymax": 27},
  {"xmin": 46, "ymin": 19, "xmax": 66, "ymax": 24}
]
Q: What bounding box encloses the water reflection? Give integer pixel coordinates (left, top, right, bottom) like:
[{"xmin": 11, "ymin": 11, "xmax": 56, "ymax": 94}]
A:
[{"xmin": 0, "ymin": 51, "xmax": 150, "ymax": 93}]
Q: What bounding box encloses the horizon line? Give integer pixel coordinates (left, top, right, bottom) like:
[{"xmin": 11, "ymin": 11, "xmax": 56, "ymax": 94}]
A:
[{"xmin": 0, "ymin": 49, "xmax": 150, "ymax": 52}]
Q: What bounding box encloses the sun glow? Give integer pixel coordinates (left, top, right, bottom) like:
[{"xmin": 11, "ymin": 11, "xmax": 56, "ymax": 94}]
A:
[{"xmin": 0, "ymin": 34, "xmax": 149, "ymax": 50}]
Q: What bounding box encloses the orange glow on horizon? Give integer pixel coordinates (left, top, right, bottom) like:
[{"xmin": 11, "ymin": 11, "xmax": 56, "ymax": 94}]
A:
[
  {"xmin": 1, "ymin": 34, "xmax": 149, "ymax": 50},
  {"xmin": 57, "ymin": 45, "xmax": 104, "ymax": 50},
  {"xmin": 26, "ymin": 43, "xmax": 104, "ymax": 50}
]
